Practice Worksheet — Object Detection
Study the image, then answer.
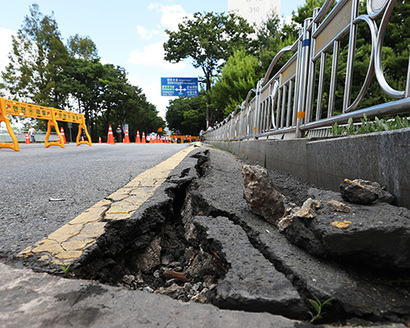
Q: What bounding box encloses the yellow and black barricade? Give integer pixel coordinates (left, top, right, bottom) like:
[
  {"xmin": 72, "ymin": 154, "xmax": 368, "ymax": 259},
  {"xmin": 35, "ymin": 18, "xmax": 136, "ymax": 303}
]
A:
[
  {"xmin": 169, "ymin": 135, "xmax": 200, "ymax": 143},
  {"xmin": 0, "ymin": 97, "xmax": 92, "ymax": 151}
]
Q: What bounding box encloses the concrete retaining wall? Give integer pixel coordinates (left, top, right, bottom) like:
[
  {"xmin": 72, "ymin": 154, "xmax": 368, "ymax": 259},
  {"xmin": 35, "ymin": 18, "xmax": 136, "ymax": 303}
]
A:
[{"xmin": 208, "ymin": 128, "xmax": 410, "ymax": 209}]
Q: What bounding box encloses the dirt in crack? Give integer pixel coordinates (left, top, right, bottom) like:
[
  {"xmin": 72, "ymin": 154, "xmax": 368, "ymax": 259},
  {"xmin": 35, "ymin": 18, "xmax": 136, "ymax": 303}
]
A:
[{"xmin": 118, "ymin": 218, "xmax": 227, "ymax": 303}]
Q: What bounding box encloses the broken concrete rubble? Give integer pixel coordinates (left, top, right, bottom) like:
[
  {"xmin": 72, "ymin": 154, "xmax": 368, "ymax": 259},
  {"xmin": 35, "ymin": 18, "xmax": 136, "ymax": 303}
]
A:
[
  {"xmin": 327, "ymin": 199, "xmax": 351, "ymax": 213},
  {"xmin": 241, "ymin": 165, "xmax": 410, "ymax": 271},
  {"xmin": 134, "ymin": 237, "xmax": 161, "ymax": 273},
  {"xmin": 353, "ymin": 179, "xmax": 395, "ymax": 204},
  {"xmin": 339, "ymin": 179, "xmax": 394, "ymax": 205},
  {"xmin": 294, "ymin": 198, "xmax": 321, "ymax": 218},
  {"xmin": 242, "ymin": 164, "xmax": 285, "ymax": 225},
  {"xmin": 284, "ymin": 187, "xmax": 410, "ymax": 270},
  {"xmin": 340, "ymin": 179, "xmax": 378, "ymax": 204}
]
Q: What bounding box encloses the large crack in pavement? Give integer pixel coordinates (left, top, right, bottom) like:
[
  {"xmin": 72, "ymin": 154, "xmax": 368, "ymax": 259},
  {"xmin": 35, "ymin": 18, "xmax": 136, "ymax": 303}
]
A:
[{"xmin": 14, "ymin": 145, "xmax": 410, "ymax": 326}]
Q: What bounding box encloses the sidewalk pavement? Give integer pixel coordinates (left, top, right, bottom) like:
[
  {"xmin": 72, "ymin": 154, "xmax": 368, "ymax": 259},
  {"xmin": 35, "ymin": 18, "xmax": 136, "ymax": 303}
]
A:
[{"xmin": 0, "ymin": 262, "xmax": 297, "ymax": 328}]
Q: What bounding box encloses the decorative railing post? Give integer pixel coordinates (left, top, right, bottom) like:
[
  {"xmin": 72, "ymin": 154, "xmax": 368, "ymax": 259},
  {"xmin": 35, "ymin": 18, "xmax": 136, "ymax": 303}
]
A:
[
  {"xmin": 305, "ymin": 7, "xmax": 320, "ymax": 124},
  {"xmin": 296, "ymin": 18, "xmax": 313, "ymax": 138},
  {"xmin": 343, "ymin": 0, "xmax": 360, "ymax": 111},
  {"xmin": 254, "ymin": 79, "xmax": 263, "ymax": 138}
]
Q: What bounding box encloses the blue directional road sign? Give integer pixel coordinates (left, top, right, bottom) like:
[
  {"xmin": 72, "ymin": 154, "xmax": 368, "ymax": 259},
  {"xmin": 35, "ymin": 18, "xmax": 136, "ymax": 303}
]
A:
[{"xmin": 161, "ymin": 77, "xmax": 198, "ymax": 97}]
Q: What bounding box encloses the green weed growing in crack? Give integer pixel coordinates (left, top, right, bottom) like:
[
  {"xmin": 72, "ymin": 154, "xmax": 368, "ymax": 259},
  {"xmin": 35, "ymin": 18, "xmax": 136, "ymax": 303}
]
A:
[
  {"xmin": 307, "ymin": 296, "xmax": 335, "ymax": 323},
  {"xmin": 330, "ymin": 114, "xmax": 410, "ymax": 136},
  {"xmin": 60, "ymin": 264, "xmax": 71, "ymax": 276}
]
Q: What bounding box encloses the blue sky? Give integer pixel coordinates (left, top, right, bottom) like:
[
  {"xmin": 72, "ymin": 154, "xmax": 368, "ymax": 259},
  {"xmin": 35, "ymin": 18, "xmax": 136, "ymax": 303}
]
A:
[{"xmin": 1, "ymin": 1, "xmax": 305, "ymax": 118}]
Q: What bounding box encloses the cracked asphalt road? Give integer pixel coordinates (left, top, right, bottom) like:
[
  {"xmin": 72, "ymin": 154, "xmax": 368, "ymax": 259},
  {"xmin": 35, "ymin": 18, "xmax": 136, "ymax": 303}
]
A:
[
  {"xmin": 0, "ymin": 143, "xmax": 191, "ymax": 260},
  {"xmin": 18, "ymin": 145, "xmax": 197, "ymax": 266}
]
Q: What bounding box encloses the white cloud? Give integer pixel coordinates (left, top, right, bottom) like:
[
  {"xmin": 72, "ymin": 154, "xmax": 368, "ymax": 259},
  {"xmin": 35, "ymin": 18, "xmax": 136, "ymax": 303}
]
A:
[
  {"xmin": 147, "ymin": 3, "xmax": 191, "ymax": 31},
  {"xmin": 0, "ymin": 28, "xmax": 15, "ymax": 73},
  {"xmin": 148, "ymin": 3, "xmax": 160, "ymax": 11},
  {"xmin": 128, "ymin": 41, "xmax": 186, "ymax": 70},
  {"xmin": 159, "ymin": 4, "xmax": 189, "ymax": 31},
  {"xmin": 136, "ymin": 25, "xmax": 159, "ymax": 40},
  {"xmin": 129, "ymin": 4, "xmax": 191, "ymax": 70}
]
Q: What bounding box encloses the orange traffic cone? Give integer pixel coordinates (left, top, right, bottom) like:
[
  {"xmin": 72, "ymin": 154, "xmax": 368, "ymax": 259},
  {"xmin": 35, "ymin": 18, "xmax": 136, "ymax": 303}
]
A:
[
  {"xmin": 124, "ymin": 127, "xmax": 130, "ymax": 144},
  {"xmin": 107, "ymin": 125, "xmax": 115, "ymax": 144},
  {"xmin": 141, "ymin": 132, "xmax": 146, "ymax": 144},
  {"xmin": 25, "ymin": 133, "xmax": 30, "ymax": 144},
  {"xmin": 99, "ymin": 137, "xmax": 102, "ymax": 143},
  {"xmin": 135, "ymin": 130, "xmax": 141, "ymax": 144},
  {"xmin": 60, "ymin": 127, "xmax": 67, "ymax": 144}
]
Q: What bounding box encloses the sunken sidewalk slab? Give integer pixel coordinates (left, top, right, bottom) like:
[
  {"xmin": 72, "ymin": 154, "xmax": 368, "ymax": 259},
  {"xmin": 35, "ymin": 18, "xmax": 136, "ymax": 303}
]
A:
[
  {"xmin": 1, "ymin": 262, "xmax": 405, "ymax": 328},
  {"xmin": 188, "ymin": 146, "xmax": 410, "ymax": 325},
  {"xmin": 192, "ymin": 215, "xmax": 306, "ymax": 319},
  {"xmin": 0, "ymin": 262, "xmax": 299, "ymax": 328}
]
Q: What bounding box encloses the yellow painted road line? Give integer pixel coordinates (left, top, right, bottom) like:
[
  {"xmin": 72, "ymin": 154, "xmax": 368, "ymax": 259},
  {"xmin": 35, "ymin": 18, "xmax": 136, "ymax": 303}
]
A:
[{"xmin": 19, "ymin": 145, "xmax": 198, "ymax": 266}]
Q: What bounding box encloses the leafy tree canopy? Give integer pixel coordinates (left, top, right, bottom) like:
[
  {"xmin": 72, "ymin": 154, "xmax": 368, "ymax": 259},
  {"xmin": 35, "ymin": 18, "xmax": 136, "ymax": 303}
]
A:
[
  {"xmin": 163, "ymin": 11, "xmax": 255, "ymax": 126},
  {"xmin": 164, "ymin": 12, "xmax": 254, "ymax": 83},
  {"xmin": 211, "ymin": 49, "xmax": 261, "ymax": 116},
  {"xmin": 2, "ymin": 4, "xmax": 68, "ymax": 107},
  {"xmin": 166, "ymin": 95, "xmax": 206, "ymax": 135},
  {"xmin": 67, "ymin": 34, "xmax": 99, "ymax": 60}
]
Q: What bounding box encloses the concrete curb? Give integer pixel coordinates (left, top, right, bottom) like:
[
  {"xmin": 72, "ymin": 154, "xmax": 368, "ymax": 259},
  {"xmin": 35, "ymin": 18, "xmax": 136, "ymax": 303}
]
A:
[{"xmin": 207, "ymin": 128, "xmax": 410, "ymax": 208}]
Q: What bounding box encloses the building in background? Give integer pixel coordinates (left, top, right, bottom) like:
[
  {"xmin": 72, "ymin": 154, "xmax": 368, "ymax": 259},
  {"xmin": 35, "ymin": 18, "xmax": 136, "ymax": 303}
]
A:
[{"xmin": 228, "ymin": 0, "xmax": 281, "ymax": 29}]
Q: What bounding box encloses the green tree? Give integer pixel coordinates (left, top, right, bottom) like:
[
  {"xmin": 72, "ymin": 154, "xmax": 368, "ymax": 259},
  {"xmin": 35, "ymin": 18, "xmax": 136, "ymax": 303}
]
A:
[
  {"xmin": 62, "ymin": 58, "xmax": 164, "ymax": 141},
  {"xmin": 101, "ymin": 82, "xmax": 165, "ymax": 139},
  {"xmin": 381, "ymin": 0, "xmax": 410, "ymax": 92},
  {"xmin": 163, "ymin": 12, "xmax": 254, "ymax": 126},
  {"xmin": 291, "ymin": 0, "xmax": 326, "ymax": 25},
  {"xmin": 166, "ymin": 95, "xmax": 206, "ymax": 135},
  {"xmin": 67, "ymin": 34, "xmax": 99, "ymax": 60},
  {"xmin": 1, "ymin": 4, "xmax": 68, "ymax": 108},
  {"xmin": 211, "ymin": 49, "xmax": 261, "ymax": 116},
  {"xmin": 255, "ymin": 11, "xmax": 295, "ymax": 78}
]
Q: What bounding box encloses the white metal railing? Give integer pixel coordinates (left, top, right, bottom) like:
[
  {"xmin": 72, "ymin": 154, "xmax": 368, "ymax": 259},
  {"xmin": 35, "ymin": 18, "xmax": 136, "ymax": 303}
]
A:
[{"xmin": 205, "ymin": 0, "xmax": 410, "ymax": 141}]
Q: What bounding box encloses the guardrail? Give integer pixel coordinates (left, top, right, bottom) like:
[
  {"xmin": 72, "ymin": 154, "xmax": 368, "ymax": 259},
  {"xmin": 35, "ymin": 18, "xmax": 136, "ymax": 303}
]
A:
[
  {"xmin": 204, "ymin": 0, "xmax": 410, "ymax": 141},
  {"xmin": 0, "ymin": 98, "xmax": 91, "ymax": 151}
]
